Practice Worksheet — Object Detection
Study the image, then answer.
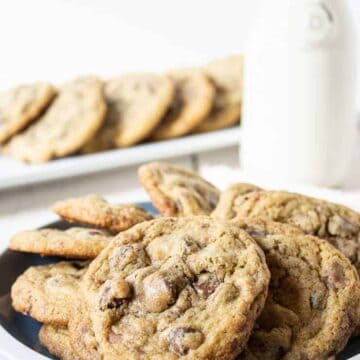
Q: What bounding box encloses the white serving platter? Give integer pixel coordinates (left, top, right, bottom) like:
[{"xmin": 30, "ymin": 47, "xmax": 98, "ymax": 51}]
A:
[{"xmin": 0, "ymin": 127, "xmax": 240, "ymax": 191}]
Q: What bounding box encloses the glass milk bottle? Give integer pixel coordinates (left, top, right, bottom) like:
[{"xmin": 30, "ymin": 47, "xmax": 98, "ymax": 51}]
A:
[{"xmin": 241, "ymin": 0, "xmax": 358, "ymax": 187}]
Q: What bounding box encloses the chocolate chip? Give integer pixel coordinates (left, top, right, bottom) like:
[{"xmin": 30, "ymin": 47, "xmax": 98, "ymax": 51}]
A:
[
  {"xmin": 143, "ymin": 273, "xmax": 180, "ymax": 313},
  {"xmin": 99, "ymin": 278, "xmax": 131, "ymax": 311},
  {"xmin": 167, "ymin": 327, "xmax": 204, "ymax": 355},
  {"xmin": 194, "ymin": 273, "xmax": 220, "ymax": 298},
  {"xmin": 109, "ymin": 244, "xmax": 148, "ymax": 270},
  {"xmin": 323, "ymin": 262, "xmax": 346, "ymax": 290}
]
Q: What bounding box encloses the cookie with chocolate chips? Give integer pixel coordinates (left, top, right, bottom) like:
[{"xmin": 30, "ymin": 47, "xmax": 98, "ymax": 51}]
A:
[
  {"xmin": 82, "ymin": 73, "xmax": 174, "ymax": 152},
  {"xmin": 150, "ymin": 69, "xmax": 215, "ymax": 140},
  {"xmin": 39, "ymin": 325, "xmax": 80, "ymax": 360},
  {"xmin": 235, "ymin": 218, "xmax": 360, "ymax": 360},
  {"xmin": 3, "ymin": 77, "xmax": 106, "ymax": 163},
  {"xmin": 9, "ymin": 227, "xmax": 112, "ymax": 259},
  {"xmin": 0, "ymin": 82, "xmax": 56, "ymax": 144},
  {"xmin": 11, "ymin": 261, "xmax": 89, "ymax": 325},
  {"xmin": 194, "ymin": 55, "xmax": 243, "ymax": 133},
  {"xmin": 138, "ymin": 162, "xmax": 220, "ymax": 216},
  {"xmin": 212, "ymin": 183, "xmax": 262, "ymax": 220},
  {"xmin": 82, "ymin": 217, "xmax": 270, "ymax": 359},
  {"xmin": 215, "ymin": 190, "xmax": 360, "ymax": 274},
  {"xmin": 52, "ymin": 194, "xmax": 153, "ymax": 233}
]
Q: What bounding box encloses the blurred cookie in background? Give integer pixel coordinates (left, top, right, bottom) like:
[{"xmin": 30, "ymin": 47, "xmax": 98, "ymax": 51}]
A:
[
  {"xmin": 3, "ymin": 77, "xmax": 106, "ymax": 163},
  {"xmin": 150, "ymin": 69, "xmax": 215, "ymax": 140},
  {"xmin": 194, "ymin": 55, "xmax": 243, "ymax": 133},
  {"xmin": 0, "ymin": 82, "xmax": 56, "ymax": 144},
  {"xmin": 82, "ymin": 73, "xmax": 174, "ymax": 153}
]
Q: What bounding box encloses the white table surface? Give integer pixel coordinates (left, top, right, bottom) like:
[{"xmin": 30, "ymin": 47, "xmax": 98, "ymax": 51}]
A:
[{"xmin": 0, "ymin": 145, "xmax": 359, "ymax": 253}]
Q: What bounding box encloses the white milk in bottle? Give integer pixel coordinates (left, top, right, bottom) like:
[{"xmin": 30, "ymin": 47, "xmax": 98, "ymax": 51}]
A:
[{"xmin": 241, "ymin": 0, "xmax": 358, "ymax": 187}]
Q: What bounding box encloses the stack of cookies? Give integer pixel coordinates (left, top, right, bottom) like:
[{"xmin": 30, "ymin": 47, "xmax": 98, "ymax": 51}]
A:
[
  {"xmin": 9, "ymin": 162, "xmax": 360, "ymax": 359},
  {"xmin": 0, "ymin": 55, "xmax": 243, "ymax": 163}
]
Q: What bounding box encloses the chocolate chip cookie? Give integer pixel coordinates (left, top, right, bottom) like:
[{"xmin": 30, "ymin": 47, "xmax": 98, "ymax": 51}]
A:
[
  {"xmin": 0, "ymin": 82, "xmax": 56, "ymax": 144},
  {"xmin": 194, "ymin": 55, "xmax": 243, "ymax": 133},
  {"xmin": 150, "ymin": 69, "xmax": 215, "ymax": 140},
  {"xmin": 3, "ymin": 77, "xmax": 106, "ymax": 162},
  {"xmin": 82, "ymin": 217, "xmax": 270, "ymax": 359},
  {"xmin": 39, "ymin": 325, "xmax": 80, "ymax": 360},
  {"xmin": 236, "ymin": 218, "xmax": 360, "ymax": 360},
  {"xmin": 216, "ymin": 190, "xmax": 360, "ymax": 274},
  {"xmin": 11, "ymin": 261, "xmax": 89, "ymax": 325},
  {"xmin": 138, "ymin": 162, "xmax": 220, "ymax": 216},
  {"xmin": 52, "ymin": 194, "xmax": 153, "ymax": 233},
  {"xmin": 82, "ymin": 73, "xmax": 174, "ymax": 152},
  {"xmin": 9, "ymin": 227, "xmax": 112, "ymax": 259},
  {"xmin": 212, "ymin": 183, "xmax": 262, "ymax": 220}
]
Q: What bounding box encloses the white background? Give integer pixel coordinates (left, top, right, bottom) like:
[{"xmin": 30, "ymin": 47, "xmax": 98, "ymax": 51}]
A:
[{"xmin": 0, "ymin": 0, "xmax": 359, "ymax": 89}]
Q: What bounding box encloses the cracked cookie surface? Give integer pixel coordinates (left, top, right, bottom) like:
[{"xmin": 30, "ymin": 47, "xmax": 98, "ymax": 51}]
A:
[
  {"xmin": 194, "ymin": 55, "xmax": 243, "ymax": 133},
  {"xmin": 9, "ymin": 227, "xmax": 112, "ymax": 259},
  {"xmin": 11, "ymin": 261, "xmax": 89, "ymax": 325},
  {"xmin": 53, "ymin": 194, "xmax": 153, "ymax": 233},
  {"xmin": 82, "ymin": 216, "xmax": 270, "ymax": 359},
  {"xmin": 39, "ymin": 325, "xmax": 80, "ymax": 360},
  {"xmin": 3, "ymin": 77, "xmax": 106, "ymax": 162},
  {"xmin": 68, "ymin": 296, "xmax": 102, "ymax": 360},
  {"xmin": 139, "ymin": 162, "xmax": 220, "ymax": 216},
  {"xmin": 234, "ymin": 218, "xmax": 360, "ymax": 360},
  {"xmin": 0, "ymin": 82, "xmax": 56, "ymax": 143},
  {"xmin": 212, "ymin": 183, "xmax": 262, "ymax": 220},
  {"xmin": 150, "ymin": 69, "xmax": 215, "ymax": 140},
  {"xmin": 82, "ymin": 73, "xmax": 174, "ymax": 152},
  {"xmin": 216, "ymin": 190, "xmax": 360, "ymax": 274}
]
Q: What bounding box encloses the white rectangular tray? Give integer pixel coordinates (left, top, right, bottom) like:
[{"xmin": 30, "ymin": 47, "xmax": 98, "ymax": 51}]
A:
[{"xmin": 0, "ymin": 127, "xmax": 240, "ymax": 191}]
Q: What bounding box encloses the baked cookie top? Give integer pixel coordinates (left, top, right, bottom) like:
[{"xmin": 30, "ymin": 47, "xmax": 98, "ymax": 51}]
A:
[
  {"xmin": 52, "ymin": 194, "xmax": 153, "ymax": 233},
  {"xmin": 212, "ymin": 183, "xmax": 262, "ymax": 220},
  {"xmin": 39, "ymin": 325, "xmax": 80, "ymax": 360},
  {"xmin": 150, "ymin": 70, "xmax": 215, "ymax": 140},
  {"xmin": 11, "ymin": 261, "xmax": 89, "ymax": 325},
  {"xmin": 219, "ymin": 190, "xmax": 360, "ymax": 273},
  {"xmin": 0, "ymin": 82, "xmax": 56, "ymax": 143},
  {"xmin": 235, "ymin": 218, "xmax": 360, "ymax": 360},
  {"xmin": 194, "ymin": 55, "xmax": 243, "ymax": 133},
  {"xmin": 138, "ymin": 162, "xmax": 220, "ymax": 216},
  {"xmin": 82, "ymin": 73, "xmax": 174, "ymax": 152},
  {"xmin": 68, "ymin": 296, "xmax": 102, "ymax": 360},
  {"xmin": 82, "ymin": 217, "xmax": 270, "ymax": 359},
  {"xmin": 9, "ymin": 227, "xmax": 112, "ymax": 259},
  {"xmin": 3, "ymin": 77, "xmax": 106, "ymax": 162}
]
